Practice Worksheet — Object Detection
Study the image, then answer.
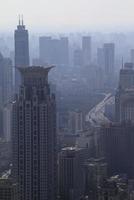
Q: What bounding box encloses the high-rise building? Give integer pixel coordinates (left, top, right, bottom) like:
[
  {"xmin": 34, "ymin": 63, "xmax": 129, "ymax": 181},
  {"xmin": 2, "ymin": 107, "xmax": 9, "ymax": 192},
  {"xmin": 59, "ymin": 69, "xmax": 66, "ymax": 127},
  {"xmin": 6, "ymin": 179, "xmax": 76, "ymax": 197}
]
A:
[
  {"xmin": 82, "ymin": 36, "xmax": 91, "ymax": 66},
  {"xmin": 131, "ymin": 49, "xmax": 134, "ymax": 64},
  {"xmin": 68, "ymin": 110, "xmax": 83, "ymax": 134},
  {"xmin": 3, "ymin": 103, "xmax": 12, "ymax": 142},
  {"xmin": 103, "ymin": 43, "xmax": 115, "ymax": 80},
  {"xmin": 84, "ymin": 158, "xmax": 107, "ymax": 199},
  {"xmin": 0, "ymin": 53, "xmax": 13, "ymax": 106},
  {"xmin": 14, "ymin": 18, "xmax": 29, "ymax": 91},
  {"xmin": 39, "ymin": 36, "xmax": 52, "ymax": 65},
  {"xmin": 59, "ymin": 147, "xmax": 86, "ymax": 200},
  {"xmin": 0, "ymin": 53, "xmax": 13, "ymax": 137},
  {"xmin": 99, "ymin": 122, "xmax": 134, "ymax": 178},
  {"xmin": 115, "ymin": 63, "xmax": 134, "ymax": 122},
  {"xmin": 39, "ymin": 37, "xmax": 69, "ymax": 66},
  {"xmin": 0, "ymin": 178, "xmax": 18, "ymax": 200},
  {"xmin": 14, "ymin": 18, "xmax": 29, "ymax": 67},
  {"xmin": 12, "ymin": 66, "xmax": 57, "ymax": 200}
]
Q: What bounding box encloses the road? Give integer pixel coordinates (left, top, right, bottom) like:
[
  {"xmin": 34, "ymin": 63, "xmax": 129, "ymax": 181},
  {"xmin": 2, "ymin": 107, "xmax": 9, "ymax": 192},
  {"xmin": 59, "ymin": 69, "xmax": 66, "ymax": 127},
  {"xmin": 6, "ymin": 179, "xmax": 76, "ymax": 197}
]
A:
[{"xmin": 86, "ymin": 93, "xmax": 114, "ymax": 126}]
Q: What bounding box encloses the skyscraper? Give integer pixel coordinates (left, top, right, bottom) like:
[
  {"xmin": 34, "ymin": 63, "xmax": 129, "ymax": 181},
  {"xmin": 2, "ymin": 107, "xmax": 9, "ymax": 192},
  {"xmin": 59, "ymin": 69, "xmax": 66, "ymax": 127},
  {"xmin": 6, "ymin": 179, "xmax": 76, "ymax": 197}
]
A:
[
  {"xmin": 39, "ymin": 37, "xmax": 69, "ymax": 66},
  {"xmin": 103, "ymin": 43, "xmax": 115, "ymax": 78},
  {"xmin": 14, "ymin": 17, "xmax": 29, "ymax": 91},
  {"xmin": 59, "ymin": 147, "xmax": 86, "ymax": 200},
  {"xmin": 0, "ymin": 53, "xmax": 13, "ymax": 137},
  {"xmin": 99, "ymin": 122, "xmax": 134, "ymax": 178},
  {"xmin": 12, "ymin": 66, "xmax": 57, "ymax": 200},
  {"xmin": 82, "ymin": 36, "xmax": 91, "ymax": 66},
  {"xmin": 14, "ymin": 17, "xmax": 29, "ymax": 67},
  {"xmin": 131, "ymin": 49, "xmax": 134, "ymax": 64},
  {"xmin": 115, "ymin": 63, "xmax": 134, "ymax": 122}
]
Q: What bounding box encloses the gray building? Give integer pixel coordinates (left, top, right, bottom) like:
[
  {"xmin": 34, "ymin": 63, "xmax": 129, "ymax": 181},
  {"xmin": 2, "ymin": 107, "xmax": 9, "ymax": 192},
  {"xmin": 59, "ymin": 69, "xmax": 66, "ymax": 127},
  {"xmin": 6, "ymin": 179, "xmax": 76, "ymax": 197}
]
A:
[
  {"xmin": 131, "ymin": 49, "xmax": 134, "ymax": 64},
  {"xmin": 14, "ymin": 18, "xmax": 29, "ymax": 92},
  {"xmin": 39, "ymin": 36, "xmax": 69, "ymax": 66},
  {"xmin": 103, "ymin": 43, "xmax": 115, "ymax": 85},
  {"xmin": 59, "ymin": 147, "xmax": 86, "ymax": 200},
  {"xmin": 84, "ymin": 157, "xmax": 107, "ymax": 199},
  {"xmin": 12, "ymin": 66, "xmax": 57, "ymax": 200},
  {"xmin": 0, "ymin": 53, "xmax": 13, "ymax": 137},
  {"xmin": 115, "ymin": 63, "xmax": 134, "ymax": 122},
  {"xmin": 0, "ymin": 178, "xmax": 18, "ymax": 200},
  {"xmin": 82, "ymin": 36, "xmax": 91, "ymax": 66}
]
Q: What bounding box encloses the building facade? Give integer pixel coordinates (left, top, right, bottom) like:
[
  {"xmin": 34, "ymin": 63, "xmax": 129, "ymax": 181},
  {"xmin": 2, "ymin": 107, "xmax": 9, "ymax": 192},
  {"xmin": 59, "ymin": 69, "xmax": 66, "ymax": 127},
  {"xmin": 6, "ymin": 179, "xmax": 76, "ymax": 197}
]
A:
[
  {"xmin": 0, "ymin": 178, "xmax": 18, "ymax": 200},
  {"xmin": 115, "ymin": 63, "xmax": 134, "ymax": 122},
  {"xmin": 12, "ymin": 66, "xmax": 57, "ymax": 200},
  {"xmin": 59, "ymin": 147, "xmax": 86, "ymax": 200}
]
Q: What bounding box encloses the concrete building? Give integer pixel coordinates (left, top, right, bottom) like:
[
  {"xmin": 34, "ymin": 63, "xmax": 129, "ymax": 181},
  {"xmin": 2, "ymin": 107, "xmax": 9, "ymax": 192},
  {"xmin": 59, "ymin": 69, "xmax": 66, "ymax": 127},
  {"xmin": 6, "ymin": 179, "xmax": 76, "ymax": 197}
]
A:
[
  {"xmin": 0, "ymin": 178, "xmax": 18, "ymax": 200},
  {"xmin": 99, "ymin": 122, "xmax": 134, "ymax": 178},
  {"xmin": 39, "ymin": 36, "xmax": 69, "ymax": 66},
  {"xmin": 3, "ymin": 103, "xmax": 12, "ymax": 142},
  {"xmin": 98, "ymin": 175, "xmax": 129, "ymax": 200},
  {"xmin": 14, "ymin": 18, "xmax": 29, "ymax": 92},
  {"xmin": 59, "ymin": 147, "xmax": 86, "ymax": 200},
  {"xmin": 82, "ymin": 36, "xmax": 91, "ymax": 66},
  {"xmin": 84, "ymin": 157, "xmax": 107, "ymax": 199},
  {"xmin": 131, "ymin": 49, "xmax": 134, "ymax": 64},
  {"xmin": 12, "ymin": 66, "xmax": 57, "ymax": 200},
  {"xmin": 103, "ymin": 43, "xmax": 115, "ymax": 87},
  {"xmin": 68, "ymin": 110, "xmax": 83, "ymax": 134},
  {"xmin": 0, "ymin": 53, "xmax": 13, "ymax": 137},
  {"xmin": 115, "ymin": 63, "xmax": 134, "ymax": 122},
  {"xmin": 103, "ymin": 43, "xmax": 115, "ymax": 76}
]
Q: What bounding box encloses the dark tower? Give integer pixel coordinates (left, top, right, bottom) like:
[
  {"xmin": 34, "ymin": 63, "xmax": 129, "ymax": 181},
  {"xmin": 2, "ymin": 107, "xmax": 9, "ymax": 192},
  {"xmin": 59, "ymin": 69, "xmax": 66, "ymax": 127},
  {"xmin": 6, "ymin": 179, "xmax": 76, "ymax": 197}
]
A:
[
  {"xmin": 14, "ymin": 16, "xmax": 29, "ymax": 92},
  {"xmin": 12, "ymin": 66, "xmax": 57, "ymax": 200}
]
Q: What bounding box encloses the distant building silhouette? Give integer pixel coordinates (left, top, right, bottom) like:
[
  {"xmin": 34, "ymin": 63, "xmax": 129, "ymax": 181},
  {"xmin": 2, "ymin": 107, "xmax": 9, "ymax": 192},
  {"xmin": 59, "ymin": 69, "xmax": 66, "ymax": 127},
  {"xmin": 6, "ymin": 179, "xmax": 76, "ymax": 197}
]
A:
[
  {"xmin": 115, "ymin": 63, "xmax": 134, "ymax": 122},
  {"xmin": 131, "ymin": 49, "xmax": 134, "ymax": 64},
  {"xmin": 103, "ymin": 43, "xmax": 115, "ymax": 76},
  {"xmin": 0, "ymin": 53, "xmax": 13, "ymax": 138},
  {"xmin": 12, "ymin": 66, "xmax": 57, "ymax": 200},
  {"xmin": 39, "ymin": 36, "xmax": 69, "ymax": 66},
  {"xmin": 82, "ymin": 36, "xmax": 92, "ymax": 66},
  {"xmin": 103, "ymin": 43, "xmax": 115, "ymax": 87}
]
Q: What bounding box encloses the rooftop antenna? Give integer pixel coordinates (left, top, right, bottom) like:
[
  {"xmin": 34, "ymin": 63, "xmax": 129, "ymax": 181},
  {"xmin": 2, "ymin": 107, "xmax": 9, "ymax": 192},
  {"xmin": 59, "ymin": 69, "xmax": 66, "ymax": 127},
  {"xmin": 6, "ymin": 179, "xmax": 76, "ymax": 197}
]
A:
[
  {"xmin": 18, "ymin": 14, "xmax": 21, "ymax": 25},
  {"xmin": 21, "ymin": 14, "xmax": 24, "ymax": 26}
]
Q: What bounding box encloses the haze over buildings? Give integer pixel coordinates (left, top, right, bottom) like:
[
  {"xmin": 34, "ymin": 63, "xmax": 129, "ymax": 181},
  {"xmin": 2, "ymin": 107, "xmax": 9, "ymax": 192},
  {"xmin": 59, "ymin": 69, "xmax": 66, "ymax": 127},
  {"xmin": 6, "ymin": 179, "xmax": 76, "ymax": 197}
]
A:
[{"xmin": 0, "ymin": 1, "xmax": 134, "ymax": 199}]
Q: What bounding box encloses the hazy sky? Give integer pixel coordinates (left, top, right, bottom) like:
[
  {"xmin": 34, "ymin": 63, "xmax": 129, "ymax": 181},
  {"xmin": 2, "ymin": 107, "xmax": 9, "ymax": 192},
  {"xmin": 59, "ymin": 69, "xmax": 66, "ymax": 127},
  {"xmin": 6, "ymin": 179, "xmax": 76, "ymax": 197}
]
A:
[{"xmin": 1, "ymin": 0, "xmax": 134, "ymax": 32}]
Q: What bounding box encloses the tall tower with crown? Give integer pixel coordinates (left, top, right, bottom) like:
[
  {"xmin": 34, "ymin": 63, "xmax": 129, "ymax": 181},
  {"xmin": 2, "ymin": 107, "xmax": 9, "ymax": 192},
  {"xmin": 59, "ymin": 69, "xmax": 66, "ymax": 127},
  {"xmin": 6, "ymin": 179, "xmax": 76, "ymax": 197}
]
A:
[{"xmin": 14, "ymin": 15, "xmax": 29, "ymax": 92}]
